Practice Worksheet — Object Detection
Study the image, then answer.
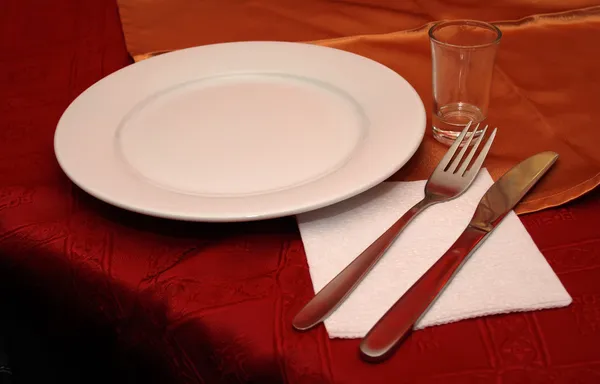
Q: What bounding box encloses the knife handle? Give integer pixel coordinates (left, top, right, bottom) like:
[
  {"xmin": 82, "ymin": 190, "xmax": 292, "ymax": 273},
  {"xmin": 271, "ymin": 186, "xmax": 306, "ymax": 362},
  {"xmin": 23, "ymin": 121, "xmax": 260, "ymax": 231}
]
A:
[
  {"xmin": 292, "ymin": 197, "xmax": 435, "ymax": 331},
  {"xmin": 359, "ymin": 225, "xmax": 489, "ymax": 361}
]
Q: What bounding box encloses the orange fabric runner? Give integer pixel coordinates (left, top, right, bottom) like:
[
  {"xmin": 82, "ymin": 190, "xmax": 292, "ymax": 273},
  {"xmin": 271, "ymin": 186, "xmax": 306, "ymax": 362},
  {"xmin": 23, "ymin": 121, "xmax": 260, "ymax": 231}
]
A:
[
  {"xmin": 116, "ymin": 1, "xmax": 600, "ymax": 60},
  {"xmin": 115, "ymin": 2, "xmax": 600, "ymax": 214}
]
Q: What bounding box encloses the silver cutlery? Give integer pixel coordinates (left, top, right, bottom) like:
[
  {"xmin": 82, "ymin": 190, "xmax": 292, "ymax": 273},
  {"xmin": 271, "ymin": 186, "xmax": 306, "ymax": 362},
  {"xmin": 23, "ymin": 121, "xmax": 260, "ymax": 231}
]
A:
[
  {"xmin": 359, "ymin": 151, "xmax": 559, "ymax": 361},
  {"xmin": 293, "ymin": 121, "xmax": 497, "ymax": 331}
]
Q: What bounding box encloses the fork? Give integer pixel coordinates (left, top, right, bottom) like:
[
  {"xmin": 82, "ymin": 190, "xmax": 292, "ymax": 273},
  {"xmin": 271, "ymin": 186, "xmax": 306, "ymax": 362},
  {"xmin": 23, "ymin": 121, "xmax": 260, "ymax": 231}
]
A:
[{"xmin": 292, "ymin": 121, "xmax": 497, "ymax": 331}]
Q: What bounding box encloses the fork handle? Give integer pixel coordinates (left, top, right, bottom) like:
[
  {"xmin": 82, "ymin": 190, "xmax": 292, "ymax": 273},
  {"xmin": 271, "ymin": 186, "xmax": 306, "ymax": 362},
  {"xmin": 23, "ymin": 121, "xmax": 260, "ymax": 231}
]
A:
[
  {"xmin": 359, "ymin": 225, "xmax": 488, "ymax": 361},
  {"xmin": 292, "ymin": 196, "xmax": 435, "ymax": 331}
]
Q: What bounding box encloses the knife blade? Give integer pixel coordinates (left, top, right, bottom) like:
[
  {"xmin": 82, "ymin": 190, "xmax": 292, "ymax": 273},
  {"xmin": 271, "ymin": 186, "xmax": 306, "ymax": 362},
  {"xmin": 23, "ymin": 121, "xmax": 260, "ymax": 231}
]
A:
[{"xmin": 359, "ymin": 151, "xmax": 559, "ymax": 362}]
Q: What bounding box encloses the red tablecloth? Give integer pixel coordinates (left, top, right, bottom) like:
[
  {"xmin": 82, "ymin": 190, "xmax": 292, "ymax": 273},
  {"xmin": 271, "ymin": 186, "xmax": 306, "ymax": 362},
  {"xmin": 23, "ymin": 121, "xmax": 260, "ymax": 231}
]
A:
[{"xmin": 2, "ymin": 0, "xmax": 600, "ymax": 383}]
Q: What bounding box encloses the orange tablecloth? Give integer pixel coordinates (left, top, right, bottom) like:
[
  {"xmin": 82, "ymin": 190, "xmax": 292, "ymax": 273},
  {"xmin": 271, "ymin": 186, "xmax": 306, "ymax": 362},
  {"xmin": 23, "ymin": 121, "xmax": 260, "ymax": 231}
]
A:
[
  {"xmin": 115, "ymin": 1, "xmax": 600, "ymax": 214},
  {"xmin": 116, "ymin": 1, "xmax": 600, "ymax": 60}
]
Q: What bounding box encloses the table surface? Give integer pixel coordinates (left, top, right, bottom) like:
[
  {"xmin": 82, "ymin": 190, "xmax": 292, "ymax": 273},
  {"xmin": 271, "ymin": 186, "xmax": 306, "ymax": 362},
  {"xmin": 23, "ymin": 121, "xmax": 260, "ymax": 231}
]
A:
[{"xmin": 2, "ymin": 0, "xmax": 600, "ymax": 383}]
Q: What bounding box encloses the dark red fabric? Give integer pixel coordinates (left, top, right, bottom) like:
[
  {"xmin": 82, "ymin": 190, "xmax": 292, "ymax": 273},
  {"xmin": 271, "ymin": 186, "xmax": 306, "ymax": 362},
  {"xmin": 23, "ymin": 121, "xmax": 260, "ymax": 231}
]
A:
[{"xmin": 1, "ymin": 0, "xmax": 600, "ymax": 382}]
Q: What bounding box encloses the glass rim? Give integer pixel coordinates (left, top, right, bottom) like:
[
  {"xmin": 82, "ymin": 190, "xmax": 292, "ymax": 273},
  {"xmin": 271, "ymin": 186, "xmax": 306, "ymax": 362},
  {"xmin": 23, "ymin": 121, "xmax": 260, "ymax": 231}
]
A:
[{"xmin": 429, "ymin": 19, "xmax": 502, "ymax": 49}]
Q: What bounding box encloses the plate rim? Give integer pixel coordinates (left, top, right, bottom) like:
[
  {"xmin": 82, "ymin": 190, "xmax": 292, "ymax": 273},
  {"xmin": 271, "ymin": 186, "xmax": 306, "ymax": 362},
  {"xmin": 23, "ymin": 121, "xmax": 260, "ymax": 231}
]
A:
[{"xmin": 54, "ymin": 41, "xmax": 426, "ymax": 222}]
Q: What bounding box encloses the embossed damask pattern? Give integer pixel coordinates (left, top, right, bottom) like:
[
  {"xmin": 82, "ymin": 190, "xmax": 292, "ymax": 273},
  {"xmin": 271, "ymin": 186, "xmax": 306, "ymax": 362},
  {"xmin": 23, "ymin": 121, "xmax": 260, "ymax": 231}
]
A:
[{"xmin": 1, "ymin": 0, "xmax": 599, "ymax": 382}]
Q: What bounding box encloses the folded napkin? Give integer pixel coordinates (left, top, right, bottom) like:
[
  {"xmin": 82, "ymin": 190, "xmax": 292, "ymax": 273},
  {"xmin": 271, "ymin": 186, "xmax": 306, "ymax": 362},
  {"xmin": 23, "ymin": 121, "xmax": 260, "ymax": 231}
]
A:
[{"xmin": 296, "ymin": 169, "xmax": 572, "ymax": 338}]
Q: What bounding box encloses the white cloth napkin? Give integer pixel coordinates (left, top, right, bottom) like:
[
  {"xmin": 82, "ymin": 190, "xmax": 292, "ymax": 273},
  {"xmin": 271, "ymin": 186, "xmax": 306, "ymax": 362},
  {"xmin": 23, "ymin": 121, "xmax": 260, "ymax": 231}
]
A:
[{"xmin": 296, "ymin": 169, "xmax": 572, "ymax": 338}]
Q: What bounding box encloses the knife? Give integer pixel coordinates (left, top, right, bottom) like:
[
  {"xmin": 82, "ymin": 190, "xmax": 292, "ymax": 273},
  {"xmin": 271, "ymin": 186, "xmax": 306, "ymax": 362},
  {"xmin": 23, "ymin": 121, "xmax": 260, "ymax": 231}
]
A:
[{"xmin": 359, "ymin": 151, "xmax": 559, "ymax": 362}]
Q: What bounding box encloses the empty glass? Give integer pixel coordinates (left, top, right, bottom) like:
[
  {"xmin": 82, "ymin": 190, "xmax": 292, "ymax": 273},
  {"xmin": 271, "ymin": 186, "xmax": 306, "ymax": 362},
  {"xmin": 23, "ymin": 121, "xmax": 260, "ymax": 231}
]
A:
[{"xmin": 429, "ymin": 20, "xmax": 501, "ymax": 145}]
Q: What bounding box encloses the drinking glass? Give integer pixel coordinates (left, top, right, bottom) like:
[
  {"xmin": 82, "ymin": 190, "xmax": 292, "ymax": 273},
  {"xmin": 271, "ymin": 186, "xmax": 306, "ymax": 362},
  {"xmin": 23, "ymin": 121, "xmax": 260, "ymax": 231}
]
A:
[{"xmin": 429, "ymin": 20, "xmax": 501, "ymax": 145}]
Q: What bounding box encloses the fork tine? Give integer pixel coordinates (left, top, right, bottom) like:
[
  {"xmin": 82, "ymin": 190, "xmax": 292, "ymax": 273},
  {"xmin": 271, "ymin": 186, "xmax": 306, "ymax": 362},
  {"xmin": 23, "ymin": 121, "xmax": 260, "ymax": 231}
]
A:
[
  {"xmin": 457, "ymin": 125, "xmax": 488, "ymax": 176},
  {"xmin": 447, "ymin": 123, "xmax": 480, "ymax": 173},
  {"xmin": 437, "ymin": 121, "xmax": 472, "ymax": 171},
  {"xmin": 464, "ymin": 127, "xmax": 497, "ymax": 178}
]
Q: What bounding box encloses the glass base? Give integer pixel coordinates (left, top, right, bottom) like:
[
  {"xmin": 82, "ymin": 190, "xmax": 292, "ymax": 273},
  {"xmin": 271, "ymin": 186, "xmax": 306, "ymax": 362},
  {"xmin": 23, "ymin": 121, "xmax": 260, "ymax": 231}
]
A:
[
  {"xmin": 432, "ymin": 103, "xmax": 486, "ymax": 146},
  {"xmin": 432, "ymin": 126, "xmax": 485, "ymax": 146}
]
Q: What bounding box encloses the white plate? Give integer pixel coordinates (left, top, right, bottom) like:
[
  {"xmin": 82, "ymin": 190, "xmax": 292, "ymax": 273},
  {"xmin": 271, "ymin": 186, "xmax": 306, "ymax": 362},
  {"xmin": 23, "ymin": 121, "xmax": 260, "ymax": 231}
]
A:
[{"xmin": 54, "ymin": 42, "xmax": 425, "ymax": 222}]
